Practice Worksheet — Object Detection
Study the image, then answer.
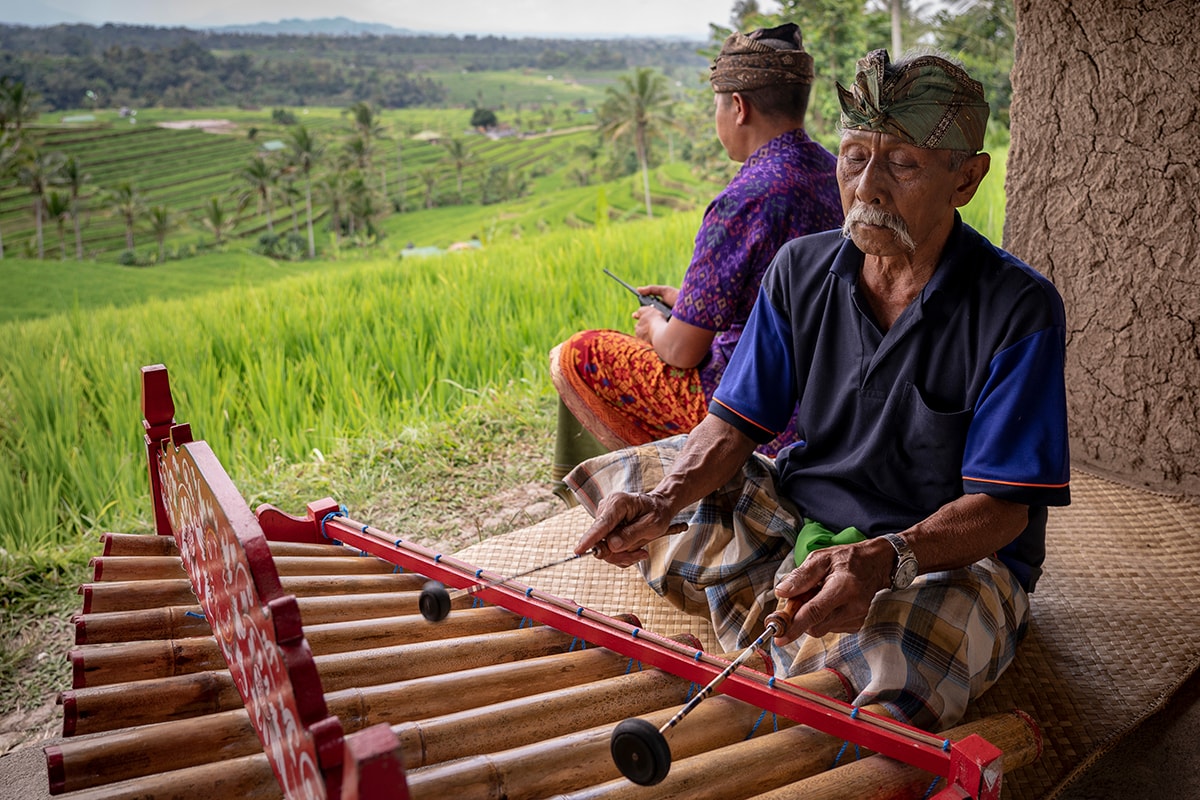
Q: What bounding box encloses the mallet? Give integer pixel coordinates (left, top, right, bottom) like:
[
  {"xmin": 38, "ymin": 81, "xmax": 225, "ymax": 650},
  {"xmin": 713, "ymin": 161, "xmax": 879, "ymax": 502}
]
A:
[
  {"xmin": 609, "ymin": 595, "xmax": 803, "ymax": 786},
  {"xmin": 418, "ymin": 549, "xmax": 597, "ymax": 622}
]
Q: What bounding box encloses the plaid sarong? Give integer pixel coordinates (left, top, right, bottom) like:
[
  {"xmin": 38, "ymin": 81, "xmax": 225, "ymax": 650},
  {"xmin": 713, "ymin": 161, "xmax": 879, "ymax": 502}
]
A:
[{"xmin": 564, "ymin": 436, "xmax": 1030, "ymax": 731}]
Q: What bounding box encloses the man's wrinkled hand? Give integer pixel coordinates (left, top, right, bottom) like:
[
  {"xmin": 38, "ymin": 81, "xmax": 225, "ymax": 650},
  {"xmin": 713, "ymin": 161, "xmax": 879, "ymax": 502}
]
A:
[
  {"xmin": 574, "ymin": 490, "xmax": 687, "ymax": 568},
  {"xmin": 770, "ymin": 540, "xmax": 890, "ymax": 644}
]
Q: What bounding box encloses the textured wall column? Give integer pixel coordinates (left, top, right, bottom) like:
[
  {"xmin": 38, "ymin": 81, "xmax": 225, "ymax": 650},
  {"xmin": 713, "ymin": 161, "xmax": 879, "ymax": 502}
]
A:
[{"xmin": 1005, "ymin": 0, "xmax": 1200, "ymax": 496}]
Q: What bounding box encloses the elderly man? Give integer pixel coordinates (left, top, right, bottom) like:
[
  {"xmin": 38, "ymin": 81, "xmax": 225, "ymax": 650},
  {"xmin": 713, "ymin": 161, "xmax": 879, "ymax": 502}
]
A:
[
  {"xmin": 550, "ymin": 23, "xmax": 843, "ymax": 485},
  {"xmin": 568, "ymin": 49, "xmax": 1070, "ymax": 732}
]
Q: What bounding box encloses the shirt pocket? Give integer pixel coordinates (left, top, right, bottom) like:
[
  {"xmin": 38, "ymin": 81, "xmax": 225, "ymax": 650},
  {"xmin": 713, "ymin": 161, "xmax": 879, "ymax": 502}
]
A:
[{"xmin": 875, "ymin": 381, "xmax": 973, "ymax": 510}]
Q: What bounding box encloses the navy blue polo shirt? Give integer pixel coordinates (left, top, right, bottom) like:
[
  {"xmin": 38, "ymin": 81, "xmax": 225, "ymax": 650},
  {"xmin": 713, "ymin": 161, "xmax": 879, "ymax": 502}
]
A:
[{"xmin": 711, "ymin": 218, "xmax": 1070, "ymax": 591}]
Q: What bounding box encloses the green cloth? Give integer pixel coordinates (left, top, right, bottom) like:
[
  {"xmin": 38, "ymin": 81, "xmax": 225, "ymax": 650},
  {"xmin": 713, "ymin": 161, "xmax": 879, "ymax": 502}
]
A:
[
  {"xmin": 793, "ymin": 517, "xmax": 867, "ymax": 567},
  {"xmin": 836, "ymin": 49, "xmax": 989, "ymax": 152},
  {"xmin": 552, "ymin": 397, "xmax": 608, "ymax": 484}
]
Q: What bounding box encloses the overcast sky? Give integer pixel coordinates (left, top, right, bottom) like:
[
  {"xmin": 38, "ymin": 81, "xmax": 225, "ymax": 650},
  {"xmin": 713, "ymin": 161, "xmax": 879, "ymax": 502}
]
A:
[{"xmin": 2, "ymin": 0, "xmax": 756, "ymax": 39}]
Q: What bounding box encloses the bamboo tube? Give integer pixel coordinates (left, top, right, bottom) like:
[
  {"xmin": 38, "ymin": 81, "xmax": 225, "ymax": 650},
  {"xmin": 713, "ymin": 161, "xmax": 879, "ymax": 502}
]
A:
[
  {"xmin": 57, "ymin": 645, "xmax": 638, "ymax": 787},
  {"xmin": 46, "ymin": 709, "xmax": 261, "ymax": 793},
  {"xmin": 405, "ymin": 694, "xmax": 791, "ymax": 800},
  {"xmin": 554, "ymin": 672, "xmax": 860, "ymax": 800},
  {"xmin": 62, "ymin": 670, "xmax": 242, "ymax": 735},
  {"xmin": 70, "ymin": 637, "xmax": 224, "ymax": 688},
  {"xmin": 558, "ymin": 706, "xmax": 871, "ymax": 800},
  {"xmin": 397, "ymin": 668, "xmax": 693, "ymax": 769},
  {"xmin": 68, "ymin": 607, "xmax": 528, "ymax": 689},
  {"xmin": 81, "ymin": 578, "xmax": 197, "ymax": 614},
  {"xmin": 44, "ymin": 751, "xmax": 282, "ymax": 800},
  {"xmin": 295, "ymin": 590, "xmax": 472, "ymax": 624},
  {"xmin": 100, "ymin": 532, "xmax": 176, "ymax": 557},
  {"xmin": 90, "ymin": 555, "xmax": 186, "ymax": 581},
  {"xmin": 99, "ymin": 530, "xmax": 366, "ymax": 560},
  {"xmin": 327, "ymin": 647, "xmax": 634, "ymax": 730},
  {"xmin": 80, "ymin": 572, "xmax": 429, "ymax": 614},
  {"xmin": 304, "ymin": 606, "xmax": 523, "ymax": 655},
  {"xmin": 404, "ymin": 669, "xmax": 849, "ymax": 800},
  {"xmin": 72, "ymin": 589, "xmax": 476, "ymax": 644},
  {"xmin": 316, "ymin": 624, "xmax": 573, "ymax": 692},
  {"xmin": 87, "ymin": 554, "xmax": 401, "ymax": 583},
  {"xmin": 279, "ymin": 572, "xmax": 428, "ymax": 596},
  {"xmin": 57, "ymin": 662, "xmax": 686, "ymax": 793},
  {"xmin": 73, "ymin": 604, "xmax": 210, "ymax": 645},
  {"xmin": 744, "ymin": 710, "xmax": 1042, "ymax": 800}
]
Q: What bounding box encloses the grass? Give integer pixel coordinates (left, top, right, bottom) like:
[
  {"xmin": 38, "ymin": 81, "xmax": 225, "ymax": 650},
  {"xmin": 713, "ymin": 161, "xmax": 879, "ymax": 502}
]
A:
[{"xmin": 0, "ymin": 142, "xmax": 1009, "ymax": 744}]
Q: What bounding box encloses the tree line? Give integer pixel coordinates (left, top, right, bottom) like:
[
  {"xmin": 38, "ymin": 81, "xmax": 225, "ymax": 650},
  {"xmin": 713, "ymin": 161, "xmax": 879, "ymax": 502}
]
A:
[{"xmin": 0, "ymin": 23, "xmax": 707, "ymax": 112}]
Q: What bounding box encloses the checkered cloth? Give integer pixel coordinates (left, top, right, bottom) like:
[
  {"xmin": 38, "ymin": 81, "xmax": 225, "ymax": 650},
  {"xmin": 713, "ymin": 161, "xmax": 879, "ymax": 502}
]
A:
[{"xmin": 565, "ymin": 436, "xmax": 1030, "ymax": 731}]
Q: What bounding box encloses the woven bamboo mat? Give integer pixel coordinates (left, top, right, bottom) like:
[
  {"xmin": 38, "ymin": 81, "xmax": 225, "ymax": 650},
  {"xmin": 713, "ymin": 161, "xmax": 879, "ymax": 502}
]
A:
[{"xmin": 456, "ymin": 469, "xmax": 1200, "ymax": 799}]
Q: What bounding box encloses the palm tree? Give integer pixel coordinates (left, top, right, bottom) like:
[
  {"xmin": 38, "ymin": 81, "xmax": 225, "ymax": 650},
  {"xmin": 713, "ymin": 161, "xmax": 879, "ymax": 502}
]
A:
[
  {"xmin": 198, "ymin": 196, "xmax": 238, "ymax": 246},
  {"xmin": 59, "ymin": 155, "xmax": 89, "ymax": 259},
  {"xmin": 347, "ymin": 173, "xmax": 378, "ymax": 241},
  {"xmin": 285, "ymin": 124, "xmax": 324, "ymax": 258},
  {"xmin": 599, "ymin": 67, "xmax": 674, "ymax": 219},
  {"xmin": 44, "ymin": 190, "xmax": 71, "ymax": 259},
  {"xmin": 237, "ymin": 156, "xmax": 278, "ymax": 234},
  {"xmin": 393, "ymin": 122, "xmax": 416, "ymax": 207},
  {"xmin": 441, "ymin": 137, "xmax": 475, "ymax": 199},
  {"xmin": 344, "ymin": 135, "xmax": 371, "ymax": 172},
  {"xmin": 147, "ymin": 205, "xmax": 174, "ymax": 262},
  {"xmin": 105, "ymin": 180, "xmax": 145, "ymax": 251},
  {"xmin": 0, "ymin": 78, "xmax": 39, "ymax": 135},
  {"xmin": 417, "ymin": 167, "xmax": 439, "ymax": 210},
  {"xmin": 17, "ymin": 148, "xmax": 65, "ymax": 259},
  {"xmin": 346, "ymin": 101, "xmax": 388, "ymax": 194},
  {"xmin": 318, "ymin": 167, "xmax": 350, "ymax": 245},
  {"xmin": 0, "ymin": 130, "xmax": 22, "ymax": 259}
]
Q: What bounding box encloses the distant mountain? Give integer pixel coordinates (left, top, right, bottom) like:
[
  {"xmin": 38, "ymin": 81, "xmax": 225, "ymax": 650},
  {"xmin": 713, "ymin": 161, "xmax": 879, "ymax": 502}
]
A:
[{"xmin": 205, "ymin": 16, "xmax": 417, "ymax": 37}]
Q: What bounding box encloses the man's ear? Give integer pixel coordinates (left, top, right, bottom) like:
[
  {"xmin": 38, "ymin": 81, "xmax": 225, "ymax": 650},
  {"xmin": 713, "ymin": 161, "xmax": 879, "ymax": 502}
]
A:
[
  {"xmin": 953, "ymin": 152, "xmax": 991, "ymax": 208},
  {"xmin": 731, "ymin": 92, "xmax": 749, "ymax": 126}
]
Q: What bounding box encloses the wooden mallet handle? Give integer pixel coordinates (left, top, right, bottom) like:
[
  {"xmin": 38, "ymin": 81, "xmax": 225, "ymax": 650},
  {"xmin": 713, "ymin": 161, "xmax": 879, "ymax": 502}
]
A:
[{"xmin": 763, "ymin": 595, "xmax": 803, "ymax": 639}]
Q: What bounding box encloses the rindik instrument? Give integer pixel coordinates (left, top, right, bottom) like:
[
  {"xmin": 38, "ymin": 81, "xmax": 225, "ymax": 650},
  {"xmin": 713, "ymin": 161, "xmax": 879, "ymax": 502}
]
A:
[{"xmin": 43, "ymin": 364, "xmax": 1043, "ymax": 799}]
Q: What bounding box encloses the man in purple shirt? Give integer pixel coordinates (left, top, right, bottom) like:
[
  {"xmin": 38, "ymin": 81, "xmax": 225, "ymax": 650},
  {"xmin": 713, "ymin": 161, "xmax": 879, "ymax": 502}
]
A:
[{"xmin": 550, "ymin": 23, "xmax": 843, "ymax": 485}]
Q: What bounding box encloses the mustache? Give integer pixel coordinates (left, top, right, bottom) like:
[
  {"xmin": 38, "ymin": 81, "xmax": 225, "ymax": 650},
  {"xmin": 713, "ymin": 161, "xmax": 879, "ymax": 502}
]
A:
[{"xmin": 841, "ymin": 204, "xmax": 917, "ymax": 253}]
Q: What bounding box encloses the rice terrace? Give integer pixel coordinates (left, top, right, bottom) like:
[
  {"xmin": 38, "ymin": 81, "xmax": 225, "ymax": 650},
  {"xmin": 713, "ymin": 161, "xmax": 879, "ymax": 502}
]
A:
[{"xmin": 0, "ymin": 3, "xmax": 1035, "ymax": 792}]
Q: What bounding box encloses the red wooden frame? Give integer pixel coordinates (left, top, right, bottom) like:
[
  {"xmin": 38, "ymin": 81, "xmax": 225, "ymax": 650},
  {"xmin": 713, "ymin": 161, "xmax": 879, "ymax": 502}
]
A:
[{"xmin": 142, "ymin": 363, "xmax": 1004, "ymax": 799}]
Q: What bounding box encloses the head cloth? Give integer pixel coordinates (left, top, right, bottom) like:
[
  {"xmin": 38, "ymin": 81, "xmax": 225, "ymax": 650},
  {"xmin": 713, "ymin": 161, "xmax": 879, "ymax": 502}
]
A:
[
  {"xmin": 710, "ymin": 22, "xmax": 815, "ymax": 92},
  {"xmin": 837, "ymin": 49, "xmax": 989, "ymax": 152}
]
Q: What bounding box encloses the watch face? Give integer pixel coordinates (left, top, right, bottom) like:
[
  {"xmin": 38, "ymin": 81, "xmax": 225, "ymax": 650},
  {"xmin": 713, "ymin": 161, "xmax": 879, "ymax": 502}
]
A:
[{"xmin": 893, "ymin": 557, "xmax": 918, "ymax": 590}]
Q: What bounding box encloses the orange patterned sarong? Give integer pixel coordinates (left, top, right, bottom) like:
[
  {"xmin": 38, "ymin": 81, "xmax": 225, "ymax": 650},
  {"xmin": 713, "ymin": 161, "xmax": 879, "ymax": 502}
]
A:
[{"xmin": 551, "ymin": 330, "xmax": 707, "ymax": 449}]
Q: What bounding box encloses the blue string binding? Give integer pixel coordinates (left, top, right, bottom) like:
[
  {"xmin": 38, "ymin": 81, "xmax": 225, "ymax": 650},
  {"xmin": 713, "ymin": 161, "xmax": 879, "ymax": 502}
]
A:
[
  {"xmin": 319, "ymin": 508, "xmax": 347, "ymax": 541},
  {"xmin": 922, "ymin": 777, "xmax": 943, "ymax": 799},
  {"xmin": 747, "ymin": 708, "xmax": 768, "ymax": 739},
  {"xmin": 184, "ymin": 610, "xmax": 206, "ymax": 619}
]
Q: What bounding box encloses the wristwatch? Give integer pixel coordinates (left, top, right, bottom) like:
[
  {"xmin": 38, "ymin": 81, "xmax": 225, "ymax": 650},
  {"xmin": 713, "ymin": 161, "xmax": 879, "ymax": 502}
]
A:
[{"xmin": 882, "ymin": 533, "xmax": 918, "ymax": 591}]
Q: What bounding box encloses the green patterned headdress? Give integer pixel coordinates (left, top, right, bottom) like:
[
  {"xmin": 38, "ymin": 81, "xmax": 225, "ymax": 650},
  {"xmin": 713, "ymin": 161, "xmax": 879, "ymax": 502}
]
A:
[
  {"xmin": 710, "ymin": 23, "xmax": 815, "ymax": 92},
  {"xmin": 837, "ymin": 49, "xmax": 989, "ymax": 152}
]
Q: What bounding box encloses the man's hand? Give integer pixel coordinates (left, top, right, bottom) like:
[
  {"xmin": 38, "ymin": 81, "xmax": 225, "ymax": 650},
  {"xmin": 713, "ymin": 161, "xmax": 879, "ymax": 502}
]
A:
[
  {"xmin": 769, "ymin": 537, "xmax": 895, "ymax": 644},
  {"xmin": 637, "ymin": 284, "xmax": 679, "ymax": 307},
  {"xmin": 632, "ymin": 305, "xmax": 670, "ymax": 344},
  {"xmin": 574, "ymin": 490, "xmax": 688, "ymax": 567}
]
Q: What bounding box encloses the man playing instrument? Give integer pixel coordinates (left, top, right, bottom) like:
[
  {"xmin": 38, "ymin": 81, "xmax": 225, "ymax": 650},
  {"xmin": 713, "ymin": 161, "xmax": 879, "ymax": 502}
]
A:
[
  {"xmin": 550, "ymin": 23, "xmax": 844, "ymax": 485},
  {"xmin": 568, "ymin": 49, "xmax": 1070, "ymax": 732}
]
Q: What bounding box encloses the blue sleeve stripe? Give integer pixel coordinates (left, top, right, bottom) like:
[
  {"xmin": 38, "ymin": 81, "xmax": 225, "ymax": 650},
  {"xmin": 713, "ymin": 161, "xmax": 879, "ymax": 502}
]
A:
[
  {"xmin": 711, "ymin": 398, "xmax": 779, "ymax": 437},
  {"xmin": 712, "ymin": 287, "xmax": 798, "ymax": 434},
  {"xmin": 963, "ymin": 327, "xmax": 1070, "ymax": 488},
  {"xmin": 962, "ymin": 475, "xmax": 1070, "ymax": 490}
]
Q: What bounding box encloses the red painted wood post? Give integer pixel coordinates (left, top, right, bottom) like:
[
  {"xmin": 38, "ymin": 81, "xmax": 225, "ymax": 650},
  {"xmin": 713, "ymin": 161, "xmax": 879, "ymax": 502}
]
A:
[{"xmin": 140, "ymin": 364, "xmax": 175, "ymax": 536}]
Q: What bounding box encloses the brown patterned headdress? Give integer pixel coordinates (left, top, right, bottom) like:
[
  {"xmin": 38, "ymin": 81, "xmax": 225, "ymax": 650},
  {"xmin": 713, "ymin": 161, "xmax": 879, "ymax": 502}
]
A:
[
  {"xmin": 837, "ymin": 49, "xmax": 989, "ymax": 152},
  {"xmin": 709, "ymin": 23, "xmax": 815, "ymax": 92}
]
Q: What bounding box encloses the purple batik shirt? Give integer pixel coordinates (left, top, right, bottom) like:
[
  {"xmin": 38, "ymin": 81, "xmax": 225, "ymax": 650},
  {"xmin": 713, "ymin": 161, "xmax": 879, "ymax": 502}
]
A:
[{"xmin": 672, "ymin": 128, "xmax": 843, "ymax": 398}]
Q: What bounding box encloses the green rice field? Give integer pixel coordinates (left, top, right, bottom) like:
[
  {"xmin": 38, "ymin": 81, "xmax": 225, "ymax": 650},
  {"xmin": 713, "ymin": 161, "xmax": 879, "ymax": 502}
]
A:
[{"xmin": 0, "ymin": 137, "xmax": 1008, "ymax": 559}]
